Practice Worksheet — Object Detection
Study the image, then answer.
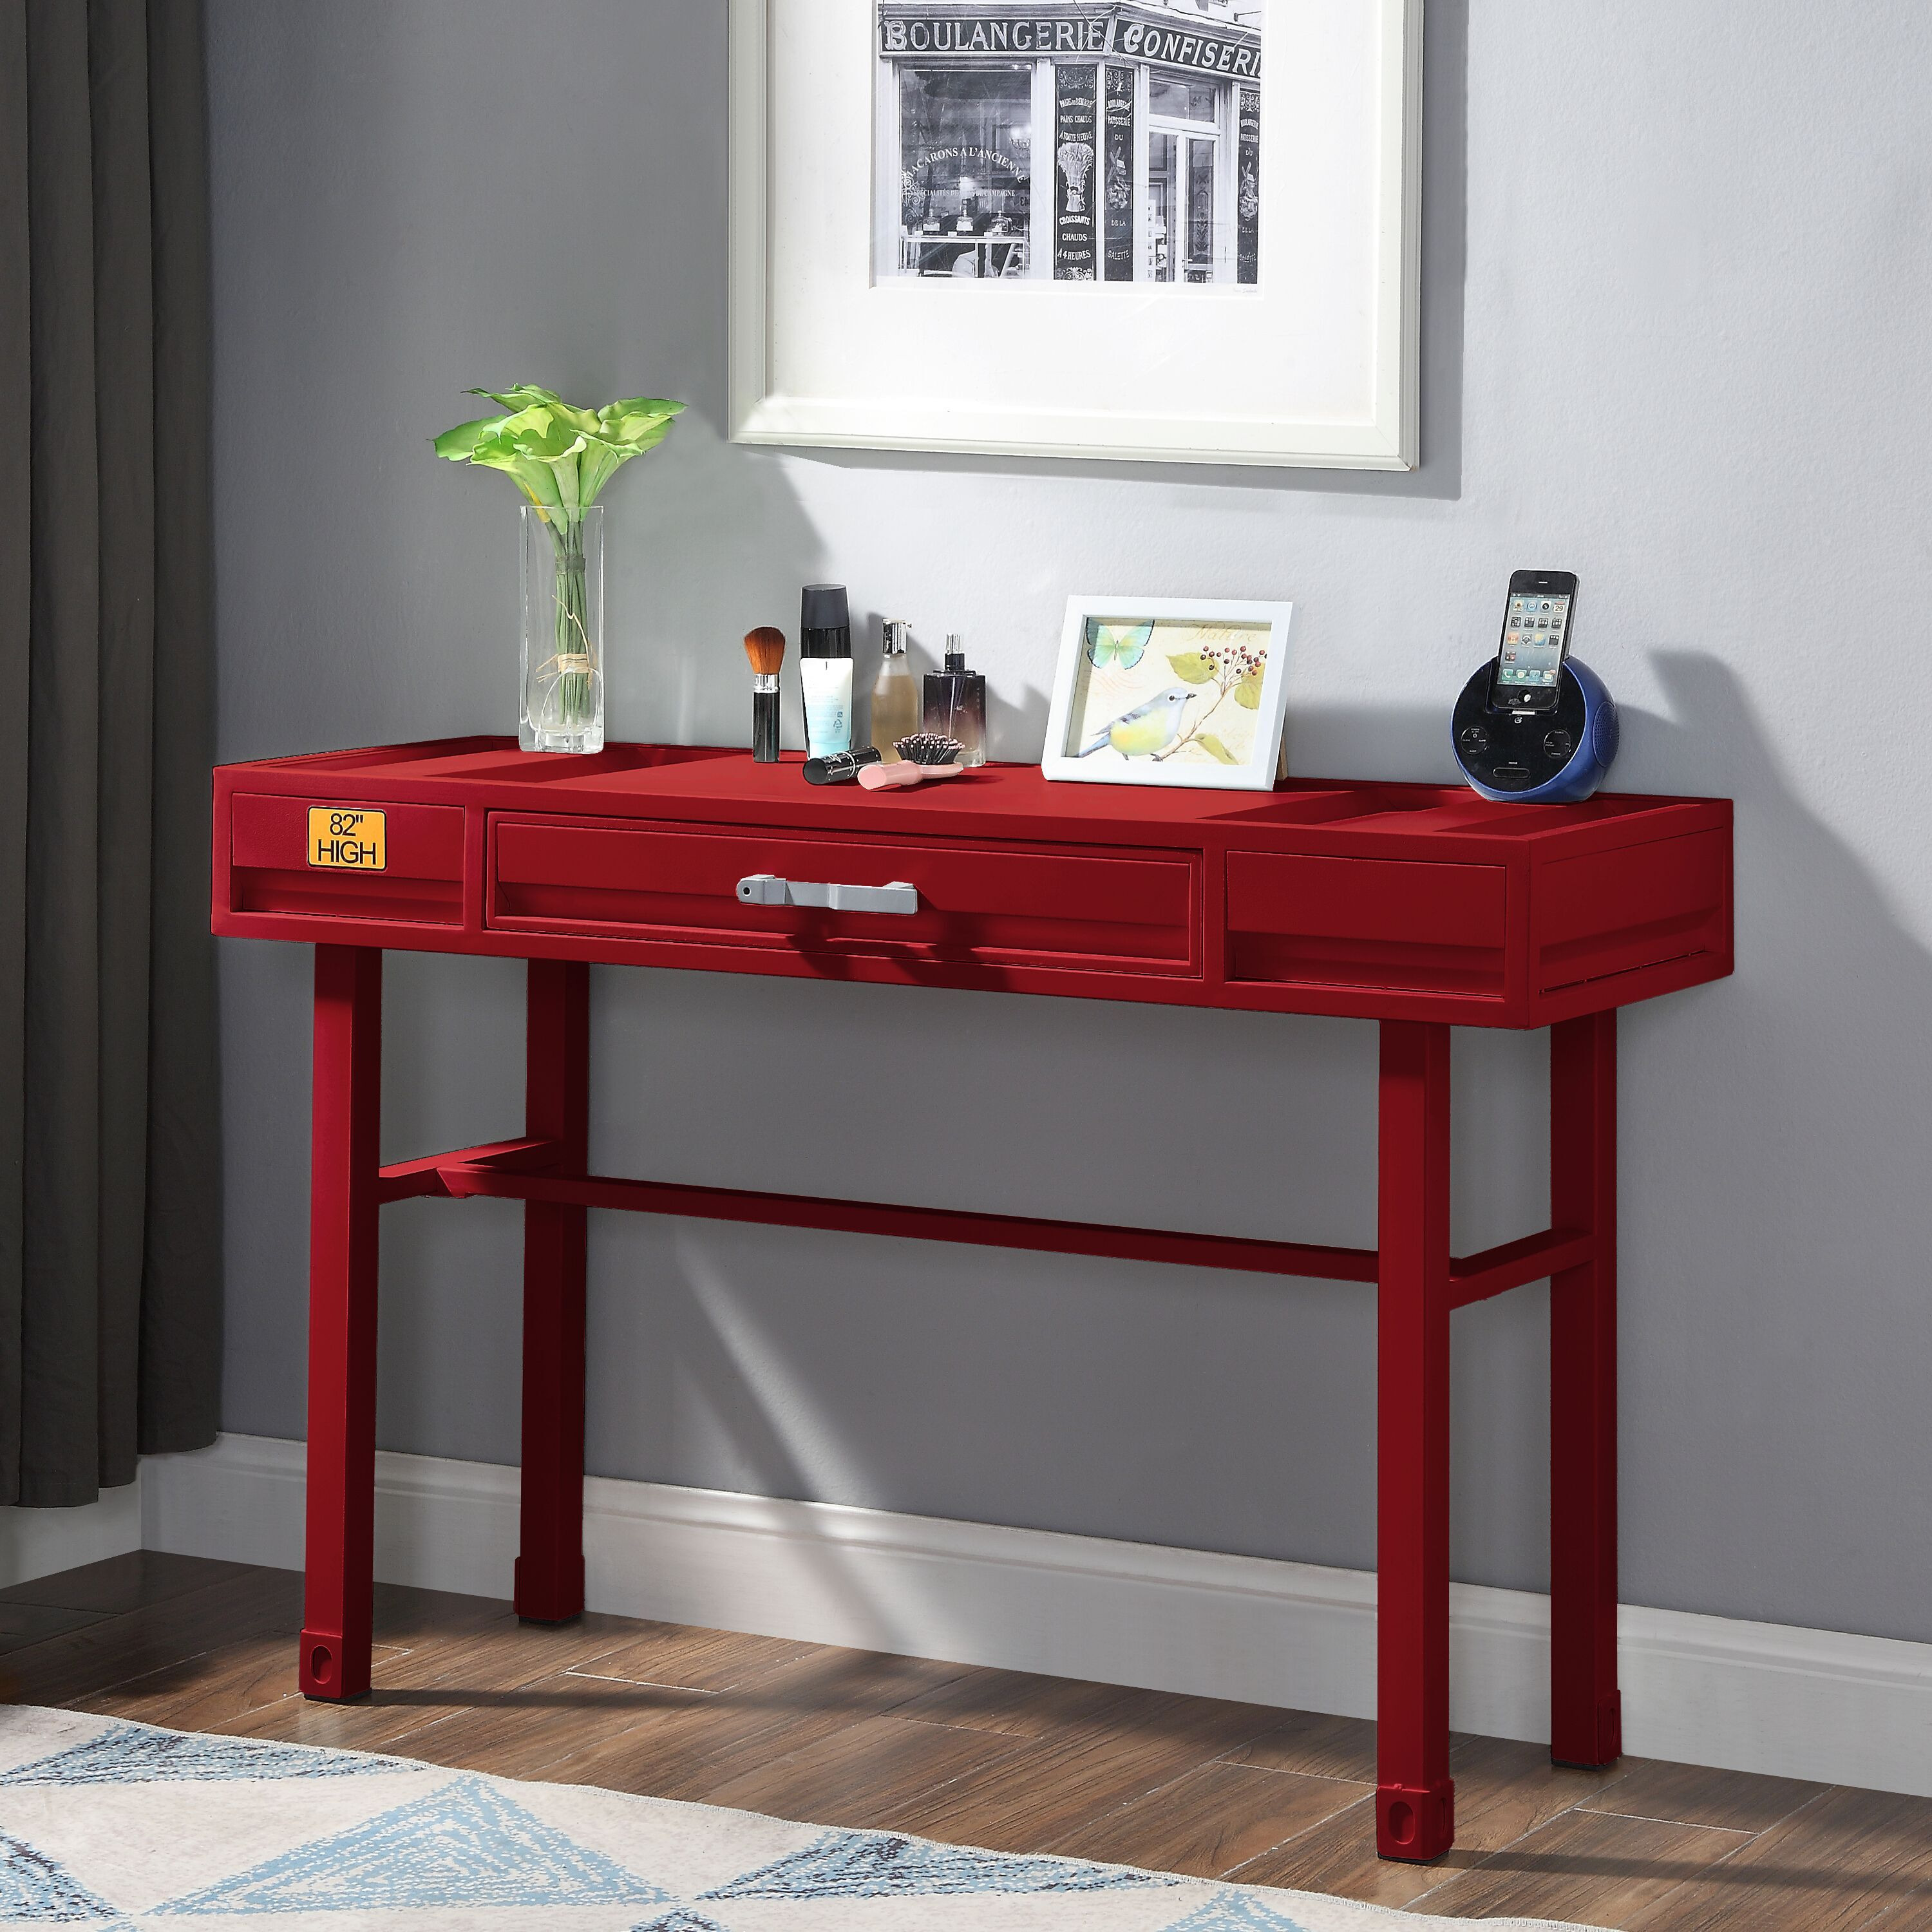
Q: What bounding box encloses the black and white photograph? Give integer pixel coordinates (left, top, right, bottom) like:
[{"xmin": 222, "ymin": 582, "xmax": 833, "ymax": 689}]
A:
[
  {"xmin": 875, "ymin": 1, "xmax": 1264, "ymax": 285},
  {"xmin": 732, "ymin": 0, "xmax": 1417, "ymax": 466}
]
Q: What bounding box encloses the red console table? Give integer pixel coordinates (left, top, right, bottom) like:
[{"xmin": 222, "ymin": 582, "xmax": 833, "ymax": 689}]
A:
[{"xmin": 210, "ymin": 738, "xmax": 1732, "ymax": 1862}]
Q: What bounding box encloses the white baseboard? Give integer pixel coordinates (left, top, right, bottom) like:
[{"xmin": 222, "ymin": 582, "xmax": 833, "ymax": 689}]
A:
[
  {"xmin": 0, "ymin": 1473, "xmax": 144, "ymax": 1589},
  {"xmin": 142, "ymin": 1432, "xmax": 1932, "ymax": 1799}
]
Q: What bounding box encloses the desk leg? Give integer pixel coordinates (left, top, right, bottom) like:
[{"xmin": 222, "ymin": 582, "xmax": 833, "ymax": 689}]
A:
[
  {"xmin": 1549, "ymin": 1010, "xmax": 1622, "ymax": 1768},
  {"xmin": 1376, "ymin": 1019, "xmax": 1455, "ymax": 1861},
  {"xmin": 515, "ymin": 959, "xmax": 589, "ymax": 1623},
  {"xmin": 300, "ymin": 945, "xmax": 383, "ymax": 1701}
]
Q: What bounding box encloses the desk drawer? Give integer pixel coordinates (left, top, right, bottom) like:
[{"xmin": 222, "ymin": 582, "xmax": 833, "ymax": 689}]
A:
[
  {"xmin": 488, "ymin": 816, "xmax": 1198, "ymax": 974},
  {"xmin": 1226, "ymin": 852, "xmax": 1508, "ymax": 996},
  {"xmin": 229, "ymin": 793, "xmax": 466, "ymax": 925}
]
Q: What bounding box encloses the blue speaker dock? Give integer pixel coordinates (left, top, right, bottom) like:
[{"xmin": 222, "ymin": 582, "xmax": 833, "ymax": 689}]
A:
[{"xmin": 1452, "ymin": 658, "xmax": 1620, "ymax": 803}]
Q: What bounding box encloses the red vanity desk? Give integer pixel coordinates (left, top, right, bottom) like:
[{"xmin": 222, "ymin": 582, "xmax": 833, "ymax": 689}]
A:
[{"xmin": 211, "ymin": 738, "xmax": 1733, "ymax": 1863}]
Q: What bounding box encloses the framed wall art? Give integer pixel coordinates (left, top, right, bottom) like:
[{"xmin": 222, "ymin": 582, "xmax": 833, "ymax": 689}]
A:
[
  {"xmin": 1042, "ymin": 596, "xmax": 1295, "ymax": 789},
  {"xmin": 728, "ymin": 0, "xmax": 1423, "ymax": 469}
]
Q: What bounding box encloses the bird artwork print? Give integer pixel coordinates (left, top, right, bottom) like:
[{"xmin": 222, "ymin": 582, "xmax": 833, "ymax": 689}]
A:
[{"xmin": 1079, "ymin": 686, "xmax": 1197, "ymax": 759}]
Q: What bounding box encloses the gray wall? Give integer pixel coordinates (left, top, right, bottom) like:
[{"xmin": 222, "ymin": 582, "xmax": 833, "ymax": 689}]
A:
[{"xmin": 206, "ymin": 1, "xmax": 1932, "ymax": 1645}]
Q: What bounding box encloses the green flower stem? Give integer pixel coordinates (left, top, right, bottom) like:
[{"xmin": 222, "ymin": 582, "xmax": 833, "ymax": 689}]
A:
[{"xmin": 547, "ymin": 515, "xmax": 593, "ymax": 732}]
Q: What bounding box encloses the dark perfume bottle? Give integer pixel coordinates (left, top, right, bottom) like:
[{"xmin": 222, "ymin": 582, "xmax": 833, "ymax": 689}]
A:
[{"xmin": 922, "ymin": 634, "xmax": 987, "ymax": 766}]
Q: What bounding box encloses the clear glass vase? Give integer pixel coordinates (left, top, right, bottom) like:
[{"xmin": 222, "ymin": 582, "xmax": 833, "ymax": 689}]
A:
[{"xmin": 520, "ymin": 503, "xmax": 604, "ymax": 753}]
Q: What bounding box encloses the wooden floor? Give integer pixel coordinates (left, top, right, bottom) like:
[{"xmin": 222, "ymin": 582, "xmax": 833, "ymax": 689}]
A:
[{"xmin": 4, "ymin": 1555, "xmax": 1931, "ymax": 1929}]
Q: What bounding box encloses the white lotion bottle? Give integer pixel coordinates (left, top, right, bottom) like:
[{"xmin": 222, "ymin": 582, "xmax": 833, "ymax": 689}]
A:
[{"xmin": 799, "ymin": 583, "xmax": 853, "ymax": 759}]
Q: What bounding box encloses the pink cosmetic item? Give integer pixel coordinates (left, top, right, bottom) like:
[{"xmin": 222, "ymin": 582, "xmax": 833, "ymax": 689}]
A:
[
  {"xmin": 856, "ymin": 733, "xmax": 969, "ymax": 789},
  {"xmin": 858, "ymin": 760, "xmax": 963, "ymax": 790}
]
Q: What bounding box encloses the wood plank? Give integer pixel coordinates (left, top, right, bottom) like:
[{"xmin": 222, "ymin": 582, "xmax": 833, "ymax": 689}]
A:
[
  {"xmin": 700, "ymin": 1714, "xmax": 1033, "ymax": 1829},
  {"xmin": 868, "ymin": 1694, "xmax": 1278, "ymax": 1855},
  {"xmin": 889, "ymin": 1663, "xmax": 1277, "ymax": 1751},
  {"xmin": 0, "ymin": 1566, "xmax": 305, "ymax": 1707},
  {"xmin": 869, "ymin": 1732, "xmax": 1221, "ymax": 1855},
  {"xmin": 1857, "ymin": 1882, "xmax": 1932, "ymax": 1930},
  {"xmin": 0, "ymin": 1551, "xmax": 254, "ymax": 1615},
  {"xmin": 1218, "ymin": 1709, "xmax": 1381, "ymax": 1785},
  {"xmin": 0, "ymin": 1604, "xmax": 108, "ymax": 1654},
  {"xmin": 354, "ymin": 1665, "xmax": 721, "ymax": 1782},
  {"xmin": 535, "ymin": 1647, "xmax": 976, "ymax": 1803},
  {"xmin": 732, "ymin": 1643, "xmax": 976, "ymax": 1723},
  {"xmin": 369, "ymin": 1580, "xmax": 515, "ymax": 1645},
  {"xmin": 1047, "ymin": 1760, "xmax": 1369, "ymax": 1879},
  {"xmin": 1410, "ymin": 1807, "xmax": 1751, "ymax": 1926},
  {"xmin": 535, "ymin": 1687, "xmax": 869, "ymax": 1802},
  {"xmin": 1585, "ymin": 1757, "xmax": 1828, "ymax": 1835},
  {"xmin": 562, "ymin": 1620, "xmax": 826, "ymax": 1696},
  {"xmin": 1443, "ymin": 1734, "xmax": 1629, "ymax": 1850},
  {"xmin": 209, "ymin": 1690, "xmax": 455, "ymax": 1757},
  {"xmin": 1623, "ymin": 1786, "xmax": 1932, "ymax": 1932}
]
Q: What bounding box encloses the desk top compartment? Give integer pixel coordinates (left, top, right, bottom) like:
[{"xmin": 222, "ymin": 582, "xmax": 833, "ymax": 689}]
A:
[{"xmin": 210, "ymin": 739, "xmax": 1732, "ymax": 1025}]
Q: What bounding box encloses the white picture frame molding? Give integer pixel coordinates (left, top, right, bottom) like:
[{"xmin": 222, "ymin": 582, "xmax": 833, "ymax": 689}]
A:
[
  {"xmin": 728, "ymin": 0, "xmax": 1425, "ymax": 471},
  {"xmin": 1042, "ymin": 596, "xmax": 1296, "ymax": 791}
]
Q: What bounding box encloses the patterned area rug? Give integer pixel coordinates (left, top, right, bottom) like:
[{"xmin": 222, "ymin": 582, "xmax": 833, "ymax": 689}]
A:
[{"xmin": 0, "ymin": 1705, "xmax": 1604, "ymax": 1929}]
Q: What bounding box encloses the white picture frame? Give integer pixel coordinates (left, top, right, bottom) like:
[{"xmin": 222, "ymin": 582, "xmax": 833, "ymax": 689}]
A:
[
  {"xmin": 727, "ymin": 0, "xmax": 1424, "ymax": 471},
  {"xmin": 1042, "ymin": 596, "xmax": 1295, "ymax": 790}
]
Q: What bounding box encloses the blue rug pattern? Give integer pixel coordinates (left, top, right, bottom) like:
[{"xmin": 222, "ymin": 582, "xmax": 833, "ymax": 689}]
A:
[
  {"xmin": 0, "ymin": 1722, "xmax": 409, "ymax": 1789},
  {"xmin": 1164, "ymin": 1894, "xmax": 1316, "ymax": 1931},
  {"xmin": 0, "ymin": 1830, "xmax": 124, "ymax": 1925},
  {"xmin": 153, "ymin": 1774, "xmax": 668, "ymax": 1916},
  {"xmin": 702, "ymin": 1830, "xmax": 1178, "ymax": 1899},
  {"xmin": 0, "ymin": 1704, "xmax": 1605, "ymax": 1930}
]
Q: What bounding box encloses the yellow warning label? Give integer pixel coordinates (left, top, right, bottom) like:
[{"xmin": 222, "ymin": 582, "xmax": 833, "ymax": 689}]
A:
[{"xmin": 307, "ymin": 808, "xmax": 386, "ymax": 870}]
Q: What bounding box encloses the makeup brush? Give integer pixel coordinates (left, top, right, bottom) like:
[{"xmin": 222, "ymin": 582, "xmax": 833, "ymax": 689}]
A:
[{"xmin": 743, "ymin": 627, "xmax": 786, "ymax": 762}]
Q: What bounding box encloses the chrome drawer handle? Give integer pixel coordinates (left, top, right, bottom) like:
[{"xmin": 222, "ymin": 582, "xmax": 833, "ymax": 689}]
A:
[{"xmin": 736, "ymin": 873, "xmax": 919, "ymax": 915}]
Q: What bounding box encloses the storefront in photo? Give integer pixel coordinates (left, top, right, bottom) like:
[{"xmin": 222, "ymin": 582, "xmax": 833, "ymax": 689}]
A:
[{"xmin": 874, "ymin": 1, "xmax": 1264, "ymax": 285}]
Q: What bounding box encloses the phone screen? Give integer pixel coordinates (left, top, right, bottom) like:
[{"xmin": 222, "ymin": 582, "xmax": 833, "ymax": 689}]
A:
[{"xmin": 1491, "ymin": 589, "xmax": 1572, "ymax": 710}]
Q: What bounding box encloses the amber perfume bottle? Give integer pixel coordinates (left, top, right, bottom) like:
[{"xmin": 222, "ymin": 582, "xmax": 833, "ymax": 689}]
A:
[
  {"xmin": 922, "ymin": 634, "xmax": 987, "ymax": 766},
  {"xmin": 869, "ymin": 620, "xmax": 922, "ymax": 759}
]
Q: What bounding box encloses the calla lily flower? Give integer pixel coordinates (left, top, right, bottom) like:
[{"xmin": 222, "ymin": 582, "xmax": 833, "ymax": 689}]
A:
[{"xmin": 433, "ymin": 384, "xmax": 684, "ymax": 515}]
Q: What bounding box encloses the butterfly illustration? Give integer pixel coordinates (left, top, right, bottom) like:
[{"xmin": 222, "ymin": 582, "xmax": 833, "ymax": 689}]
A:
[{"xmin": 1085, "ymin": 620, "xmax": 1153, "ymax": 670}]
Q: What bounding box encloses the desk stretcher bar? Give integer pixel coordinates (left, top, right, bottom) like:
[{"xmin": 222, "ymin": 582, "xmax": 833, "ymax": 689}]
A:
[
  {"xmin": 377, "ymin": 1135, "xmax": 1590, "ymax": 1310},
  {"xmin": 216, "ymin": 741, "xmax": 1731, "ymax": 1869}
]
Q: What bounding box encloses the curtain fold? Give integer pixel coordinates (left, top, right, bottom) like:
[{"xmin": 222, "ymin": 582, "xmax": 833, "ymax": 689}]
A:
[{"xmin": 0, "ymin": 0, "xmax": 221, "ymax": 1508}]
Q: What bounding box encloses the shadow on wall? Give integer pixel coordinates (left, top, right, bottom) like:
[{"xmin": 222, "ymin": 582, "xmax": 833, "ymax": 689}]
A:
[
  {"xmin": 609, "ymin": 412, "xmax": 833, "ymax": 748},
  {"xmin": 1617, "ymin": 651, "xmax": 1932, "ymax": 1634},
  {"xmin": 1627, "ymin": 647, "xmax": 1932, "ymax": 1273}
]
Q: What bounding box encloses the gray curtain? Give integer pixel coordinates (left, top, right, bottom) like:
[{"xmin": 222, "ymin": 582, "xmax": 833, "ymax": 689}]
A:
[{"xmin": 0, "ymin": 0, "xmax": 221, "ymax": 1508}]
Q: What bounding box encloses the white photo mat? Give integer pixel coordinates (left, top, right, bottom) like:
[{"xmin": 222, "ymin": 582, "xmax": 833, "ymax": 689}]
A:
[
  {"xmin": 728, "ymin": 0, "xmax": 1424, "ymax": 469},
  {"xmin": 1043, "ymin": 596, "xmax": 1295, "ymax": 790}
]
